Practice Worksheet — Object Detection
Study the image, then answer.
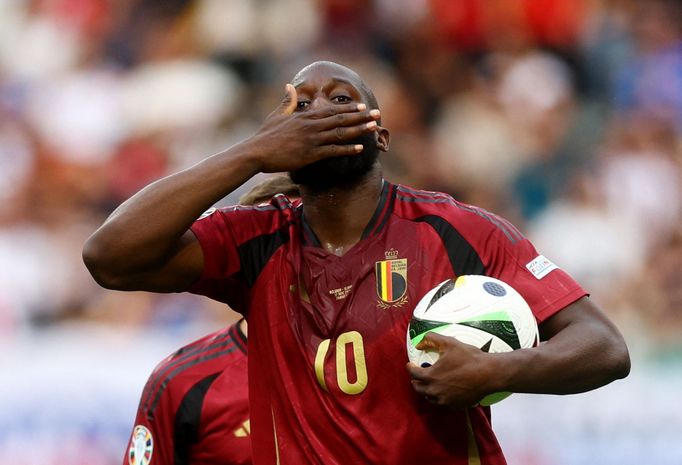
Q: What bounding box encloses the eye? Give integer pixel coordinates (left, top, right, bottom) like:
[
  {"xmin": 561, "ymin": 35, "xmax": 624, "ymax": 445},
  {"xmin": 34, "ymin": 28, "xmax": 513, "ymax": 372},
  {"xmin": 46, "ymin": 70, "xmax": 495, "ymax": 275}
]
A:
[
  {"xmin": 332, "ymin": 95, "xmax": 352, "ymax": 104},
  {"xmin": 296, "ymin": 100, "xmax": 310, "ymax": 110}
]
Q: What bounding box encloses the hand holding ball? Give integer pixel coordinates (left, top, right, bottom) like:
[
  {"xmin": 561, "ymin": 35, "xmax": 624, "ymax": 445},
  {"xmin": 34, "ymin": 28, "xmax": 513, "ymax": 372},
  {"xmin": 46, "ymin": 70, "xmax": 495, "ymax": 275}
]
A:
[{"xmin": 407, "ymin": 275, "xmax": 539, "ymax": 406}]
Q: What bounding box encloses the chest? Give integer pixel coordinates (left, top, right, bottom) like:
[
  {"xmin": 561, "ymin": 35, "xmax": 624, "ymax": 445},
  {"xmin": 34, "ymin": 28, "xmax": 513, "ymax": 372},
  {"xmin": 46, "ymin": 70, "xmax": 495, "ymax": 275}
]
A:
[{"xmin": 256, "ymin": 221, "xmax": 455, "ymax": 342}]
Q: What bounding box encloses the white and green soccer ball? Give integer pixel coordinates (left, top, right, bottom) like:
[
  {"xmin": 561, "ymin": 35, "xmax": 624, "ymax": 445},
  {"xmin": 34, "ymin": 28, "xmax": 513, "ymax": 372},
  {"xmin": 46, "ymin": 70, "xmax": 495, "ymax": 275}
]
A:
[{"xmin": 407, "ymin": 275, "xmax": 539, "ymax": 406}]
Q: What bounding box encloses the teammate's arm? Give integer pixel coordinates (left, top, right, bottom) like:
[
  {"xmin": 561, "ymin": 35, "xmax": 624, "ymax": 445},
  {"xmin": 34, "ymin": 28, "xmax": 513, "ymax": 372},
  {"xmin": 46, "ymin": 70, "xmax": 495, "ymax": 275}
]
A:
[
  {"xmin": 83, "ymin": 85, "xmax": 380, "ymax": 292},
  {"xmin": 408, "ymin": 296, "xmax": 630, "ymax": 408}
]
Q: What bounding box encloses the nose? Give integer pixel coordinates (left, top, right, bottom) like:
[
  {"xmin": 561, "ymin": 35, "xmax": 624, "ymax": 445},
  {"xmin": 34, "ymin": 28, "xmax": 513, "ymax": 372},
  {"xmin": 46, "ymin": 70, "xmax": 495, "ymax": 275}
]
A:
[{"xmin": 309, "ymin": 95, "xmax": 331, "ymax": 111}]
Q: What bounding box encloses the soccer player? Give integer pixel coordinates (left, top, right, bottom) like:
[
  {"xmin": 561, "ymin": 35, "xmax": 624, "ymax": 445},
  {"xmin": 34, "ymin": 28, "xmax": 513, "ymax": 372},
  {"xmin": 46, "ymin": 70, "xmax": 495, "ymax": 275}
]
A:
[
  {"xmin": 123, "ymin": 176, "xmax": 299, "ymax": 465},
  {"xmin": 85, "ymin": 61, "xmax": 630, "ymax": 465}
]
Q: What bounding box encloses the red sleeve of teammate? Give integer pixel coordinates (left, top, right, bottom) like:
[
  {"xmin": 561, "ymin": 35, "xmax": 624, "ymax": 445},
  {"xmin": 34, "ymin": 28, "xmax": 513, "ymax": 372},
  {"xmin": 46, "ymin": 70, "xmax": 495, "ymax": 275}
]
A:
[
  {"xmin": 459, "ymin": 209, "xmax": 587, "ymax": 323},
  {"xmin": 122, "ymin": 381, "xmax": 175, "ymax": 465}
]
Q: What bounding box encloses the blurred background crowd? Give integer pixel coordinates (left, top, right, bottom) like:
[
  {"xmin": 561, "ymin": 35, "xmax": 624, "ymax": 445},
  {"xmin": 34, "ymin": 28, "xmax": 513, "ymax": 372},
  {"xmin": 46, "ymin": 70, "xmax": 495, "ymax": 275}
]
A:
[{"xmin": 1, "ymin": 0, "xmax": 681, "ymax": 464}]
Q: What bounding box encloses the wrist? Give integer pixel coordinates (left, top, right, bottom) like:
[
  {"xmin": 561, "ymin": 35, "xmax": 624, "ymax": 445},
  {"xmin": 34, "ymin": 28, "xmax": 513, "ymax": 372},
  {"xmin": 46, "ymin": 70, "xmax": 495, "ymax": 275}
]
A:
[
  {"xmin": 215, "ymin": 138, "xmax": 266, "ymax": 177},
  {"xmin": 486, "ymin": 350, "xmax": 524, "ymax": 394}
]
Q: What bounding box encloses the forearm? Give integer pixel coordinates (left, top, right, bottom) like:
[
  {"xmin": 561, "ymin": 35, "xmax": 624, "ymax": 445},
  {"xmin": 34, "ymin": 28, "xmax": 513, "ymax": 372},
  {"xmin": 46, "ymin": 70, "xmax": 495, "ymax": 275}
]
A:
[
  {"xmin": 83, "ymin": 142, "xmax": 260, "ymax": 282},
  {"xmin": 493, "ymin": 301, "xmax": 630, "ymax": 395}
]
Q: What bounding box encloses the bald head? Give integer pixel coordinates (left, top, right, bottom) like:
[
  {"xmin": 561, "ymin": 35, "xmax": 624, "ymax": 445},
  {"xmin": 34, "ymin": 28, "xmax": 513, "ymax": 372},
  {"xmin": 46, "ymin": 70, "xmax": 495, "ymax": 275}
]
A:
[{"xmin": 291, "ymin": 61, "xmax": 379, "ymax": 113}]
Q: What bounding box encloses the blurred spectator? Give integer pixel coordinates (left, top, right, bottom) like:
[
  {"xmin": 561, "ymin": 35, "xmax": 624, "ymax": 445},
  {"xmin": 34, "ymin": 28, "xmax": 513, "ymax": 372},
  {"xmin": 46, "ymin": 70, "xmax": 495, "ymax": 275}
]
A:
[
  {"xmin": 612, "ymin": 0, "xmax": 682, "ymax": 132},
  {"xmin": 598, "ymin": 115, "xmax": 682, "ymax": 252},
  {"xmin": 528, "ymin": 170, "xmax": 646, "ymax": 300}
]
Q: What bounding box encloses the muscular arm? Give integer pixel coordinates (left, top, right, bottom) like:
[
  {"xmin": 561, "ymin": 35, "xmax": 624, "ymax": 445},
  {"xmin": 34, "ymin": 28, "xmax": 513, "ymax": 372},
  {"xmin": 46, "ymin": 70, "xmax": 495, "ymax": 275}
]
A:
[
  {"xmin": 496, "ymin": 296, "xmax": 630, "ymax": 394},
  {"xmin": 83, "ymin": 86, "xmax": 380, "ymax": 292},
  {"xmin": 82, "ymin": 150, "xmax": 259, "ymax": 292},
  {"xmin": 408, "ymin": 297, "xmax": 631, "ymax": 408}
]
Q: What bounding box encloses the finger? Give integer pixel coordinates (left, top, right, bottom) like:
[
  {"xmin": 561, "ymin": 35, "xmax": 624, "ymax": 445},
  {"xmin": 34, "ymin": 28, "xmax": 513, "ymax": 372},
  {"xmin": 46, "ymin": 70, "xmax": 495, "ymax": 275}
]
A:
[
  {"xmin": 410, "ymin": 379, "xmax": 429, "ymax": 396},
  {"xmin": 317, "ymin": 121, "xmax": 377, "ymax": 144},
  {"xmin": 314, "ymin": 108, "xmax": 381, "ymax": 131},
  {"xmin": 312, "ymin": 143, "xmax": 365, "ymax": 159},
  {"xmin": 406, "ymin": 362, "xmax": 430, "ymax": 381},
  {"xmin": 410, "ymin": 380, "xmax": 441, "ymax": 406},
  {"xmin": 307, "ymin": 102, "xmax": 367, "ymax": 120},
  {"xmin": 416, "ymin": 332, "xmax": 455, "ymax": 351},
  {"xmin": 280, "ymin": 83, "xmax": 297, "ymax": 115}
]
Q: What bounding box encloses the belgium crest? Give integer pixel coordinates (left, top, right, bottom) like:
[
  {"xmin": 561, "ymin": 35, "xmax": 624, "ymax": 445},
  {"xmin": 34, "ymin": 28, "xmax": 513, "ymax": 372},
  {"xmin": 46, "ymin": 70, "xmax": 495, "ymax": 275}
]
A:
[{"xmin": 375, "ymin": 249, "xmax": 408, "ymax": 308}]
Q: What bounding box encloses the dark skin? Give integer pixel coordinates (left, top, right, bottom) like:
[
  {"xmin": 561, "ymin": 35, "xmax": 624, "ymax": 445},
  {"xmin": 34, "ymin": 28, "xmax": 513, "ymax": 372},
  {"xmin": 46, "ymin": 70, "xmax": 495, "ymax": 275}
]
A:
[{"xmin": 83, "ymin": 61, "xmax": 630, "ymax": 408}]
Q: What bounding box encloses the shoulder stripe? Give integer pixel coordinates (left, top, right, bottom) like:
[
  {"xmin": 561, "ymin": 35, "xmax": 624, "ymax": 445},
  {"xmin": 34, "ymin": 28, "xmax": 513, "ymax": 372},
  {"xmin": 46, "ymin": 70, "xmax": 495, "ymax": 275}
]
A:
[
  {"xmin": 229, "ymin": 321, "xmax": 247, "ymax": 354},
  {"xmin": 415, "ymin": 215, "xmax": 486, "ymax": 277},
  {"xmin": 397, "ymin": 193, "xmax": 523, "ymax": 244},
  {"xmin": 147, "ymin": 345, "xmax": 239, "ymax": 419},
  {"xmin": 141, "ymin": 334, "xmax": 235, "ymax": 415},
  {"xmin": 173, "ymin": 372, "xmax": 221, "ymax": 465},
  {"xmin": 396, "ymin": 185, "xmax": 447, "ymax": 199}
]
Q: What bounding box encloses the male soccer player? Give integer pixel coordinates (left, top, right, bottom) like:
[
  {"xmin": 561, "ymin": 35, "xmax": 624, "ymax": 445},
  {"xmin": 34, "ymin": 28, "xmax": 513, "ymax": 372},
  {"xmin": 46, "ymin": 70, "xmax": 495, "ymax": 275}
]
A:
[
  {"xmin": 123, "ymin": 176, "xmax": 299, "ymax": 465},
  {"xmin": 86, "ymin": 61, "xmax": 630, "ymax": 465}
]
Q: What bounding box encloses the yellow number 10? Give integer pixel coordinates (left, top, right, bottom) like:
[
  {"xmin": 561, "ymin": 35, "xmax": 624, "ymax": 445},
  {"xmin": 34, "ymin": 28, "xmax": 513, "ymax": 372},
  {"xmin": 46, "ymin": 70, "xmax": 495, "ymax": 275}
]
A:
[{"xmin": 314, "ymin": 331, "xmax": 368, "ymax": 395}]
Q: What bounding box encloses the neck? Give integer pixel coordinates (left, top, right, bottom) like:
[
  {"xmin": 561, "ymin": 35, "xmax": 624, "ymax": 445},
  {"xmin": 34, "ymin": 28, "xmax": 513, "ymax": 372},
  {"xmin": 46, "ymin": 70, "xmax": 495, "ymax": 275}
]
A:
[{"xmin": 300, "ymin": 167, "xmax": 383, "ymax": 256}]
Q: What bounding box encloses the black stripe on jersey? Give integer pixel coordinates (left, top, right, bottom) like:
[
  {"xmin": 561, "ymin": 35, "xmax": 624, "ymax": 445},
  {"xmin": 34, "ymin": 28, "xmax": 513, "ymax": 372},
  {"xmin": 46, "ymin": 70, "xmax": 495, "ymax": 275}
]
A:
[
  {"xmin": 396, "ymin": 188, "xmax": 523, "ymax": 244},
  {"xmin": 173, "ymin": 372, "xmax": 221, "ymax": 465},
  {"xmin": 230, "ymin": 320, "xmax": 247, "ymax": 354},
  {"xmin": 237, "ymin": 226, "xmax": 290, "ymax": 287},
  {"xmin": 141, "ymin": 332, "xmax": 235, "ymax": 415},
  {"xmin": 415, "ymin": 215, "xmax": 486, "ymax": 276},
  {"xmin": 148, "ymin": 345, "xmax": 239, "ymax": 418}
]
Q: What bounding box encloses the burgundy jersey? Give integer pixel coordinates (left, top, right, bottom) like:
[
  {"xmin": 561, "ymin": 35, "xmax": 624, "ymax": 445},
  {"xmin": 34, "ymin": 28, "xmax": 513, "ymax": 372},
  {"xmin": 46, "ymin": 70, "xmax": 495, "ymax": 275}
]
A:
[
  {"xmin": 123, "ymin": 321, "xmax": 250, "ymax": 465},
  {"xmin": 189, "ymin": 182, "xmax": 587, "ymax": 465}
]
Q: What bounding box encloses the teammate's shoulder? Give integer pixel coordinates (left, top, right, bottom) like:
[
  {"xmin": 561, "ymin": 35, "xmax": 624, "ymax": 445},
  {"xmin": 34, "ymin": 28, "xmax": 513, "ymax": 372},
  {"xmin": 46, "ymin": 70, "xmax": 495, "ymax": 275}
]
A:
[
  {"xmin": 197, "ymin": 194, "xmax": 299, "ymax": 219},
  {"xmin": 152, "ymin": 323, "xmax": 245, "ymax": 373}
]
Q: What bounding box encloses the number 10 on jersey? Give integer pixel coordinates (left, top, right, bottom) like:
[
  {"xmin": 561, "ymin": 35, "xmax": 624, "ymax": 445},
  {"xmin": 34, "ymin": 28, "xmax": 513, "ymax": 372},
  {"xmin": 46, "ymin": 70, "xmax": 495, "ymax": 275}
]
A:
[{"xmin": 314, "ymin": 331, "xmax": 368, "ymax": 395}]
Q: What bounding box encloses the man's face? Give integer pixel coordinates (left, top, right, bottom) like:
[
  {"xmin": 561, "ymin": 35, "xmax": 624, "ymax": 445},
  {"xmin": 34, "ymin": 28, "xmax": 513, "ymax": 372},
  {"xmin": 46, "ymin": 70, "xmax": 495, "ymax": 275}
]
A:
[{"xmin": 287, "ymin": 62, "xmax": 381, "ymax": 191}]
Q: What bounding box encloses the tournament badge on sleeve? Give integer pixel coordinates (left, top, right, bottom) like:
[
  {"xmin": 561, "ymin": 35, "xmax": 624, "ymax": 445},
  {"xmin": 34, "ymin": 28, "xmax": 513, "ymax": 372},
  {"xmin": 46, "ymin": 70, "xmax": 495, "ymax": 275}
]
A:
[
  {"xmin": 128, "ymin": 425, "xmax": 153, "ymax": 465},
  {"xmin": 375, "ymin": 249, "xmax": 408, "ymax": 309}
]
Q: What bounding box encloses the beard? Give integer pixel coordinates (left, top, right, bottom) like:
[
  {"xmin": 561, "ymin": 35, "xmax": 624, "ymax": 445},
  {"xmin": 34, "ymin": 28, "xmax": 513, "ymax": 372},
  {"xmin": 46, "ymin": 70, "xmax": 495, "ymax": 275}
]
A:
[{"xmin": 288, "ymin": 131, "xmax": 380, "ymax": 191}]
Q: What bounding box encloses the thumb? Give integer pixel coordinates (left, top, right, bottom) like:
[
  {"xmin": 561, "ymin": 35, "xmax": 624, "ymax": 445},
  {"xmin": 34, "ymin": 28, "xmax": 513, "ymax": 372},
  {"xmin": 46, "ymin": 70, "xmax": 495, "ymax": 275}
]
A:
[
  {"xmin": 280, "ymin": 83, "xmax": 297, "ymax": 115},
  {"xmin": 416, "ymin": 331, "xmax": 453, "ymax": 351}
]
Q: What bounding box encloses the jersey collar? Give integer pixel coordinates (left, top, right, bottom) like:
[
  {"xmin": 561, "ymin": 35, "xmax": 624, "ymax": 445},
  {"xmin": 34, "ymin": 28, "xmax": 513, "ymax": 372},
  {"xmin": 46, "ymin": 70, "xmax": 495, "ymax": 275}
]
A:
[{"xmin": 300, "ymin": 180, "xmax": 396, "ymax": 247}]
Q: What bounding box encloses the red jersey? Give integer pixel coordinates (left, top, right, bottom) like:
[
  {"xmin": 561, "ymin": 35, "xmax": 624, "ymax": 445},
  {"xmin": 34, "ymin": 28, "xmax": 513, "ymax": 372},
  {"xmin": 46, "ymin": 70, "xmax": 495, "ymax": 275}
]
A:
[
  {"xmin": 190, "ymin": 182, "xmax": 587, "ymax": 465},
  {"xmin": 123, "ymin": 321, "xmax": 250, "ymax": 465}
]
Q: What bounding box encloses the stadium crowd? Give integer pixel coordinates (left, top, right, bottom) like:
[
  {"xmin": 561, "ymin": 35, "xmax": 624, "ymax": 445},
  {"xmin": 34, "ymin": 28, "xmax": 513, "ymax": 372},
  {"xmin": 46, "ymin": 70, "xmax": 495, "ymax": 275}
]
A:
[{"xmin": 1, "ymin": 0, "xmax": 681, "ymax": 354}]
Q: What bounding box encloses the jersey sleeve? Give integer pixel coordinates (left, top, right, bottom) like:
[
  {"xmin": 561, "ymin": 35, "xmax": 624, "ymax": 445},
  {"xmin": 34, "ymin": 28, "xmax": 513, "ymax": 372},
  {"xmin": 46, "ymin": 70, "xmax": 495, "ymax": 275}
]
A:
[
  {"xmin": 189, "ymin": 207, "xmax": 248, "ymax": 313},
  {"xmin": 189, "ymin": 201, "xmax": 289, "ymax": 313},
  {"xmin": 458, "ymin": 209, "xmax": 587, "ymax": 323},
  {"xmin": 122, "ymin": 378, "xmax": 175, "ymax": 465}
]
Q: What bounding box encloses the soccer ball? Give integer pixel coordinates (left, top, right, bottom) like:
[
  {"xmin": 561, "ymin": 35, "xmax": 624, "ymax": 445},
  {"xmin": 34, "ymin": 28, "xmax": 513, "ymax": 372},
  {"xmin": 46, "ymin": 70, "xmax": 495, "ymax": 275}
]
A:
[{"xmin": 406, "ymin": 275, "xmax": 539, "ymax": 406}]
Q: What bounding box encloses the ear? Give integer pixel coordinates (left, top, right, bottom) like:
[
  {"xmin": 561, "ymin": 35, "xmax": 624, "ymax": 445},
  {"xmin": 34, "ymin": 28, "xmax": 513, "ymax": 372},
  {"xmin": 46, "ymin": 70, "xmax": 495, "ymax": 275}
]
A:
[{"xmin": 376, "ymin": 126, "xmax": 390, "ymax": 152}]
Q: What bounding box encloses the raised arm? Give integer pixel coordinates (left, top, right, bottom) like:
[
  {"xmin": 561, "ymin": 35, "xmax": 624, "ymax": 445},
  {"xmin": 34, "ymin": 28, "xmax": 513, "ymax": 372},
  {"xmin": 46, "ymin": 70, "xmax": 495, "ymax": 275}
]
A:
[
  {"xmin": 83, "ymin": 85, "xmax": 380, "ymax": 292},
  {"xmin": 408, "ymin": 296, "xmax": 631, "ymax": 408}
]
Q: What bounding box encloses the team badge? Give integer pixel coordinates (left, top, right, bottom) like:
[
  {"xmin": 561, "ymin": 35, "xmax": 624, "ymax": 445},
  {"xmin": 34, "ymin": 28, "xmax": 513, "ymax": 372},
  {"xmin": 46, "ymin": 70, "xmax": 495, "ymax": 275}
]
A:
[
  {"xmin": 375, "ymin": 249, "xmax": 408, "ymax": 308},
  {"xmin": 128, "ymin": 425, "xmax": 153, "ymax": 465}
]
